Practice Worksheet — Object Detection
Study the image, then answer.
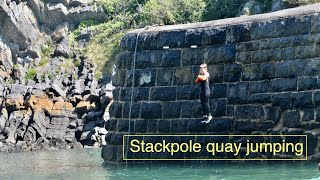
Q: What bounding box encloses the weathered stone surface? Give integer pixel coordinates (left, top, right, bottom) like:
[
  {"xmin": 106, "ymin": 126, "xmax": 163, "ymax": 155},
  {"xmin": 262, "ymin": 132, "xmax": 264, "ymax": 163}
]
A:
[
  {"xmin": 161, "ymin": 50, "xmax": 181, "ymax": 67},
  {"xmin": 5, "ymin": 94, "xmax": 24, "ymax": 113},
  {"xmin": 228, "ymin": 82, "xmax": 249, "ymax": 104},
  {"xmin": 140, "ymin": 102, "xmax": 162, "ymax": 119},
  {"xmin": 150, "ymin": 87, "xmax": 176, "ymax": 101},
  {"xmin": 271, "ymin": 78, "xmax": 297, "ymax": 92},
  {"xmin": 224, "ymin": 63, "xmax": 242, "ymax": 82},
  {"xmin": 283, "ymin": 110, "xmax": 301, "ymax": 128}
]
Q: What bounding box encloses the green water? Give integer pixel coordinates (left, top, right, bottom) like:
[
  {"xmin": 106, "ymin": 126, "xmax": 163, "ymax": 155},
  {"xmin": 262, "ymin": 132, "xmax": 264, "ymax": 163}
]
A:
[{"xmin": 0, "ymin": 148, "xmax": 319, "ymax": 180}]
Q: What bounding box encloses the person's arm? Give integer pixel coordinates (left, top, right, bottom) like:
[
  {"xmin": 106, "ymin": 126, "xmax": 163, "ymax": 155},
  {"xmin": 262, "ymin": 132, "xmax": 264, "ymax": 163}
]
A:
[{"xmin": 197, "ymin": 72, "xmax": 209, "ymax": 81}]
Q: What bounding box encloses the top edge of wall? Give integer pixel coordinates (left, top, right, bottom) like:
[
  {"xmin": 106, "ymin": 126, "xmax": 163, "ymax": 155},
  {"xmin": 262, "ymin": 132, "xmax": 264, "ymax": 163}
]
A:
[{"xmin": 128, "ymin": 3, "xmax": 320, "ymax": 34}]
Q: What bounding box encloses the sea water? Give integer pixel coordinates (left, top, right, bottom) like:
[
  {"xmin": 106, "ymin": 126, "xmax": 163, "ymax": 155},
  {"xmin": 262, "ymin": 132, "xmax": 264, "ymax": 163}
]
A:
[{"xmin": 0, "ymin": 148, "xmax": 319, "ymax": 180}]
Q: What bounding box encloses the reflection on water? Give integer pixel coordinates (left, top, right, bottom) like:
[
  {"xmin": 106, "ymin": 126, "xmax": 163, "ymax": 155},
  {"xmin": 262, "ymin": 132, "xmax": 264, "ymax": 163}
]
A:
[{"xmin": 0, "ymin": 148, "xmax": 319, "ymax": 180}]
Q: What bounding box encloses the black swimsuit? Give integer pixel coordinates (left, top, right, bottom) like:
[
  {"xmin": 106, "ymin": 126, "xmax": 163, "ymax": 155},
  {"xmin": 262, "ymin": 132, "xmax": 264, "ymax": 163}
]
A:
[{"xmin": 199, "ymin": 76, "xmax": 211, "ymax": 116}]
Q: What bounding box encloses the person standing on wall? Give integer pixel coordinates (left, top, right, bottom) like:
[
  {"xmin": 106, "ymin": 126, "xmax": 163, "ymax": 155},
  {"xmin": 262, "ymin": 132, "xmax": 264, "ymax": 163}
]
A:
[{"xmin": 195, "ymin": 63, "xmax": 212, "ymax": 123}]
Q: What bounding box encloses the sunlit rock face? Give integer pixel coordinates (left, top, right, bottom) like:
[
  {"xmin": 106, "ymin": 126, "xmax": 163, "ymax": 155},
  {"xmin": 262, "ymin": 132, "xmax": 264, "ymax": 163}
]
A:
[{"xmin": 0, "ymin": 0, "xmax": 110, "ymax": 152}]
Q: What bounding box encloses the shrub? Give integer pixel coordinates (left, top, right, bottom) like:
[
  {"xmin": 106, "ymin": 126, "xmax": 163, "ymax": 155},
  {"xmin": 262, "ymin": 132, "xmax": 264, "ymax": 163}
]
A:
[{"xmin": 25, "ymin": 69, "xmax": 37, "ymax": 80}]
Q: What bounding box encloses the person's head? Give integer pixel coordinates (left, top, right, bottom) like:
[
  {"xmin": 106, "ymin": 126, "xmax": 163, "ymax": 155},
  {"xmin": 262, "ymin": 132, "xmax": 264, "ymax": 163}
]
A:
[{"xmin": 199, "ymin": 63, "xmax": 207, "ymax": 74}]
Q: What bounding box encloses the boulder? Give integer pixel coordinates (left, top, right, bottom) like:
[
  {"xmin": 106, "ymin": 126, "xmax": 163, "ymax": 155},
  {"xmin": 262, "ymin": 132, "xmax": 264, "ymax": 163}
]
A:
[
  {"xmin": 0, "ymin": 108, "xmax": 8, "ymax": 130},
  {"xmin": 31, "ymin": 110, "xmax": 48, "ymax": 138},
  {"xmin": 54, "ymin": 36, "xmax": 70, "ymax": 58},
  {"xmin": 73, "ymin": 79, "xmax": 85, "ymax": 94},
  {"xmin": 69, "ymin": 0, "xmax": 92, "ymax": 7},
  {"xmin": 75, "ymin": 101, "xmax": 91, "ymax": 114},
  {"xmin": 0, "ymin": 40, "xmax": 13, "ymax": 73},
  {"xmin": 24, "ymin": 126, "xmax": 37, "ymax": 145},
  {"xmin": 5, "ymin": 93, "xmax": 24, "ymax": 113},
  {"xmin": 15, "ymin": 141, "xmax": 30, "ymax": 151},
  {"xmin": 0, "ymin": 0, "xmax": 41, "ymax": 50},
  {"xmin": 4, "ymin": 127, "xmax": 16, "ymax": 144},
  {"xmin": 50, "ymin": 83, "xmax": 66, "ymax": 98}
]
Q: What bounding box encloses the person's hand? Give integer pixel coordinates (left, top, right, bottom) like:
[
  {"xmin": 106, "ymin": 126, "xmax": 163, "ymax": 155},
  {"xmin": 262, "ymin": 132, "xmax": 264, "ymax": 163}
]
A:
[{"xmin": 195, "ymin": 77, "xmax": 200, "ymax": 84}]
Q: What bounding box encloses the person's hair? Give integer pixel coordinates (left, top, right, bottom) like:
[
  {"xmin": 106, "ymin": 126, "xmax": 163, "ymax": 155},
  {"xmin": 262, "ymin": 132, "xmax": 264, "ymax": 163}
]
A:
[{"xmin": 200, "ymin": 63, "xmax": 207, "ymax": 69}]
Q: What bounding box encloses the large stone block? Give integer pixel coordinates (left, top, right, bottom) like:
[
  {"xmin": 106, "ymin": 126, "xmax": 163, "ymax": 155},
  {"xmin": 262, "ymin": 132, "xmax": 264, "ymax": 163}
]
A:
[
  {"xmin": 134, "ymin": 120, "xmax": 147, "ymax": 133},
  {"xmin": 158, "ymin": 30, "xmax": 186, "ymax": 49},
  {"xmin": 298, "ymin": 76, "xmax": 318, "ymax": 91},
  {"xmin": 209, "ymin": 99, "xmax": 226, "ymax": 117},
  {"xmin": 206, "ymin": 118, "xmax": 233, "ymax": 133},
  {"xmin": 272, "ymin": 92, "xmax": 292, "ymax": 109},
  {"xmin": 271, "ymin": 78, "xmax": 297, "ymax": 92},
  {"xmin": 264, "ymin": 106, "xmax": 281, "ymax": 123},
  {"xmin": 260, "ymin": 62, "xmax": 276, "ymax": 79},
  {"xmin": 304, "ymin": 58, "xmax": 320, "ymax": 76},
  {"xmin": 205, "ymin": 44, "xmax": 236, "ymax": 64},
  {"xmin": 120, "ymin": 87, "xmax": 149, "ymax": 102},
  {"xmin": 156, "ymin": 68, "xmax": 173, "ymax": 86},
  {"xmin": 163, "ymin": 101, "xmax": 182, "ymax": 118},
  {"xmin": 295, "ymin": 45, "xmax": 315, "ymax": 59},
  {"xmin": 242, "ymin": 64, "xmax": 262, "ymax": 81},
  {"xmin": 248, "ymin": 93, "xmax": 271, "ymax": 104},
  {"xmin": 181, "ymin": 48, "xmax": 204, "ymax": 66},
  {"xmin": 302, "ymin": 108, "xmax": 314, "ymax": 121},
  {"xmin": 117, "ymin": 119, "xmax": 134, "ymax": 132},
  {"xmin": 314, "ymin": 91, "xmax": 320, "ymax": 106},
  {"xmin": 147, "ymin": 120, "xmax": 157, "ymax": 133},
  {"xmin": 207, "ymin": 64, "xmax": 224, "ymax": 83},
  {"xmin": 122, "ymin": 102, "xmax": 140, "ymax": 119},
  {"xmin": 171, "ymin": 119, "xmax": 189, "ymax": 133},
  {"xmin": 181, "ymin": 101, "xmax": 202, "ymax": 118},
  {"xmin": 174, "ymin": 67, "xmax": 192, "ymax": 85},
  {"xmin": 252, "ymin": 49, "xmax": 281, "ymax": 63},
  {"xmin": 157, "ymin": 120, "xmax": 171, "ymax": 133},
  {"xmin": 150, "ymin": 87, "xmax": 176, "ymax": 101},
  {"xmin": 137, "ymin": 31, "xmax": 160, "ymax": 50},
  {"xmin": 185, "ymin": 28, "xmax": 203, "ymax": 46},
  {"xmin": 252, "ymin": 17, "xmax": 310, "ymax": 40},
  {"xmin": 236, "ymin": 51, "xmax": 252, "ymax": 64},
  {"xmin": 275, "ymin": 60, "xmax": 305, "ymax": 78},
  {"xmin": 116, "ymin": 51, "xmax": 133, "ymax": 70},
  {"xmin": 226, "ymin": 23, "xmax": 252, "ymax": 43},
  {"xmin": 140, "ymin": 102, "xmax": 162, "ymax": 119},
  {"xmin": 111, "ymin": 102, "xmax": 123, "ymax": 119},
  {"xmin": 177, "ymin": 85, "xmax": 200, "ymax": 100},
  {"xmin": 202, "ymin": 27, "xmax": 226, "ymax": 46},
  {"xmin": 227, "ymin": 82, "xmax": 249, "ymax": 104},
  {"xmin": 249, "ymin": 80, "xmax": 270, "ymax": 94},
  {"xmin": 292, "ymin": 92, "xmax": 313, "ymax": 108},
  {"xmin": 188, "ymin": 118, "xmax": 207, "ymax": 133},
  {"xmin": 224, "ymin": 63, "xmax": 242, "ymax": 82},
  {"xmin": 211, "ymin": 83, "xmax": 227, "ymax": 99},
  {"xmin": 283, "ymin": 110, "xmax": 301, "ymax": 128},
  {"xmin": 112, "ymin": 69, "xmax": 126, "ymax": 87},
  {"xmin": 128, "ymin": 69, "xmax": 156, "ymax": 87},
  {"xmin": 105, "ymin": 118, "xmax": 117, "ymax": 131},
  {"xmin": 161, "ymin": 50, "xmax": 181, "ymax": 67},
  {"xmin": 135, "ymin": 50, "xmax": 161, "ymax": 69},
  {"xmin": 235, "ymin": 105, "xmax": 264, "ymax": 119},
  {"xmin": 311, "ymin": 14, "xmax": 320, "ymax": 33},
  {"xmin": 281, "ymin": 47, "xmax": 295, "ymax": 61},
  {"xmin": 236, "ymin": 41, "xmax": 259, "ymax": 52},
  {"xmin": 234, "ymin": 120, "xmax": 260, "ymax": 133}
]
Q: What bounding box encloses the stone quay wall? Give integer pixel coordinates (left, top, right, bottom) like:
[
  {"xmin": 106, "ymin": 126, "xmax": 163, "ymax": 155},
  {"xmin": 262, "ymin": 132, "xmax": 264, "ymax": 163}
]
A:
[{"xmin": 102, "ymin": 4, "xmax": 320, "ymax": 162}]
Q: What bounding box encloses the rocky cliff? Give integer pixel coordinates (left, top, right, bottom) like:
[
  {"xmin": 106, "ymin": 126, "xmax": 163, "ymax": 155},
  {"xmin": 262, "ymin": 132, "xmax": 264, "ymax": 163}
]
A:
[{"xmin": 0, "ymin": 0, "xmax": 112, "ymax": 152}]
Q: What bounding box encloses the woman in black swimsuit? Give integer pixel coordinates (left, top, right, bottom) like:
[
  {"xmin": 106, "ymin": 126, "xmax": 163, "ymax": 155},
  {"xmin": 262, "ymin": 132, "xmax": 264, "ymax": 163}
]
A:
[{"xmin": 195, "ymin": 63, "xmax": 212, "ymax": 123}]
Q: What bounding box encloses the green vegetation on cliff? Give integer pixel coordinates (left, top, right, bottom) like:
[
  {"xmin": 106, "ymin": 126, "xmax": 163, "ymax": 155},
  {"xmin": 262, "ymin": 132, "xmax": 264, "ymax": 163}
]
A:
[{"xmin": 70, "ymin": 0, "xmax": 320, "ymax": 79}]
